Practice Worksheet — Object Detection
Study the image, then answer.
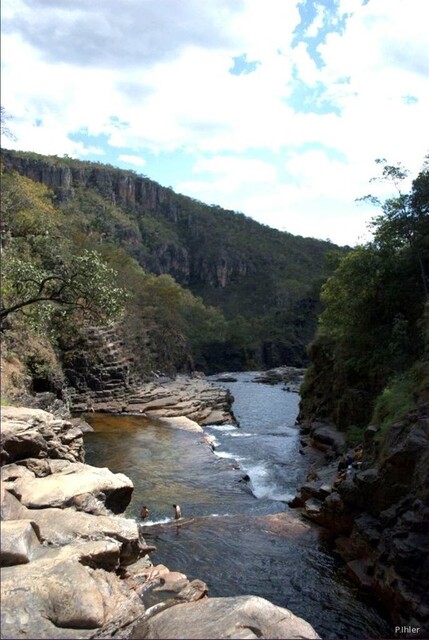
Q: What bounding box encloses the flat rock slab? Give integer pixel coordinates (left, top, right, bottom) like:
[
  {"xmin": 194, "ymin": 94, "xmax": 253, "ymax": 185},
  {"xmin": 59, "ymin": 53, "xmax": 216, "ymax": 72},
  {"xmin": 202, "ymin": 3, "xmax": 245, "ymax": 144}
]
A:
[
  {"xmin": 23, "ymin": 507, "xmax": 141, "ymax": 565},
  {"xmin": 132, "ymin": 595, "xmax": 320, "ymax": 639},
  {"xmin": 11, "ymin": 462, "xmax": 133, "ymax": 514},
  {"xmin": 155, "ymin": 416, "xmax": 203, "ymax": 433}
]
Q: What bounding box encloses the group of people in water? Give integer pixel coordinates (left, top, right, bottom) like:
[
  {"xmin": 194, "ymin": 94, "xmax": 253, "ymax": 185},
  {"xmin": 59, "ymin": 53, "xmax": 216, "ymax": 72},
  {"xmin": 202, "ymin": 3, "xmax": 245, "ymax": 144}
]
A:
[{"xmin": 140, "ymin": 504, "xmax": 182, "ymax": 521}]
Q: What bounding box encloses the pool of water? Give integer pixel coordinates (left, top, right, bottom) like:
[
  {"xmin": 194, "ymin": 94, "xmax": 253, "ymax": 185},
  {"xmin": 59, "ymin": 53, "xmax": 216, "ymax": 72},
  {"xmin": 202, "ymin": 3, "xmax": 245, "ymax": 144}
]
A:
[{"xmin": 84, "ymin": 372, "xmax": 391, "ymax": 639}]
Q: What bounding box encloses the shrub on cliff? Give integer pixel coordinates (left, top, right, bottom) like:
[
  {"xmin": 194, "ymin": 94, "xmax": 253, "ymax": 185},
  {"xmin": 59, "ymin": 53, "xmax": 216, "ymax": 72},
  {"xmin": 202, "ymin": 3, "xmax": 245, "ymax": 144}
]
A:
[{"xmin": 299, "ymin": 157, "xmax": 429, "ymax": 430}]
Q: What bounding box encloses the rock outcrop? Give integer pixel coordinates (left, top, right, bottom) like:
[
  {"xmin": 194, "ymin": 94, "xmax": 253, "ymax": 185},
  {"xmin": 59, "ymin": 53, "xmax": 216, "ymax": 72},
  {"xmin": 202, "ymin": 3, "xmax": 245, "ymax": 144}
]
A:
[
  {"xmin": 71, "ymin": 371, "xmax": 236, "ymax": 426},
  {"xmin": 128, "ymin": 595, "xmax": 320, "ymax": 640},
  {"xmin": 291, "ymin": 404, "xmax": 429, "ymax": 632},
  {"xmin": 252, "ymin": 366, "xmax": 306, "ymax": 393},
  {"xmin": 1, "ymin": 407, "xmax": 319, "ymax": 640},
  {"xmin": 0, "ymin": 406, "xmax": 85, "ymax": 465}
]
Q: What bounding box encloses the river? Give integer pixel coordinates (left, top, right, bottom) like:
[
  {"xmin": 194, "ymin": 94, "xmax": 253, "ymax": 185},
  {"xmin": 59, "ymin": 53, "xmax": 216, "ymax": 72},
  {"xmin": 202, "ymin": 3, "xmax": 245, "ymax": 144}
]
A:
[{"xmin": 84, "ymin": 372, "xmax": 391, "ymax": 639}]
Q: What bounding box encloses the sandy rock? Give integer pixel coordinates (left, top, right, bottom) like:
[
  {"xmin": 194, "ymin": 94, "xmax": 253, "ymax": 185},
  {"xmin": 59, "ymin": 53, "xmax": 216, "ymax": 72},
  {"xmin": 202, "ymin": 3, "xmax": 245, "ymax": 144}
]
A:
[
  {"xmin": 156, "ymin": 416, "xmax": 203, "ymax": 433},
  {"xmin": 1, "ymin": 406, "xmax": 84, "ymax": 465},
  {"xmin": 1, "ymin": 560, "xmax": 104, "ymax": 638},
  {"xmin": 0, "ymin": 486, "xmax": 29, "ymax": 521},
  {"xmin": 33, "ymin": 538, "xmax": 123, "ymax": 571},
  {"xmin": 1, "ymin": 519, "xmax": 42, "ymax": 566},
  {"xmin": 24, "ymin": 507, "xmax": 141, "ymax": 565},
  {"xmin": 10, "ymin": 462, "xmax": 133, "ymax": 514},
  {"xmin": 131, "ymin": 595, "xmax": 320, "ymax": 639},
  {"xmin": 109, "ymin": 376, "xmax": 235, "ymax": 426},
  {"xmin": 200, "ymin": 409, "xmax": 232, "ymax": 425},
  {"xmin": 1, "ymin": 531, "xmax": 147, "ymax": 638},
  {"xmin": 1, "ymin": 462, "xmax": 35, "ymax": 483}
]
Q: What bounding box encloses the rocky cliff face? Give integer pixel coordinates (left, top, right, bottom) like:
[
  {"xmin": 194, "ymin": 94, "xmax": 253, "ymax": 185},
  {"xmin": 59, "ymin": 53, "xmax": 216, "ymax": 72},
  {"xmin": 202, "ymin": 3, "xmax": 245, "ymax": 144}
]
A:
[
  {"xmin": 2, "ymin": 150, "xmax": 333, "ymax": 313},
  {"xmin": 293, "ymin": 405, "xmax": 429, "ymax": 633}
]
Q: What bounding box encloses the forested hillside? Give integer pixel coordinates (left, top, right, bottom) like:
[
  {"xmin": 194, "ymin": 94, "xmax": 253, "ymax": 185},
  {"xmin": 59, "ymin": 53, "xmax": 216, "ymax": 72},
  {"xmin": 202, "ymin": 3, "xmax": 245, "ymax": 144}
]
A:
[
  {"xmin": 299, "ymin": 157, "xmax": 429, "ymax": 437},
  {"xmin": 1, "ymin": 149, "xmax": 338, "ymax": 374}
]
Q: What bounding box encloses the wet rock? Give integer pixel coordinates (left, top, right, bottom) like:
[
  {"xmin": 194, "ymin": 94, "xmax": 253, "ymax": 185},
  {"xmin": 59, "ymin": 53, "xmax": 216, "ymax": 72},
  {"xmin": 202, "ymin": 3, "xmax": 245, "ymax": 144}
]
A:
[
  {"xmin": 216, "ymin": 375, "xmax": 238, "ymax": 382},
  {"xmin": 303, "ymin": 404, "xmax": 429, "ymax": 629},
  {"xmin": 345, "ymin": 559, "xmax": 374, "ymax": 589},
  {"xmin": 252, "ymin": 367, "xmax": 306, "ymax": 390},
  {"xmin": 131, "ymin": 595, "xmax": 320, "ymax": 639}
]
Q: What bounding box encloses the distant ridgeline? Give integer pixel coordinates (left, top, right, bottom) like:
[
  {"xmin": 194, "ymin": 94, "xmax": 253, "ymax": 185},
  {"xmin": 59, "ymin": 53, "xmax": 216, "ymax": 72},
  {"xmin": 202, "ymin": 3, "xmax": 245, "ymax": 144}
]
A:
[{"xmin": 1, "ymin": 149, "xmax": 339, "ymax": 373}]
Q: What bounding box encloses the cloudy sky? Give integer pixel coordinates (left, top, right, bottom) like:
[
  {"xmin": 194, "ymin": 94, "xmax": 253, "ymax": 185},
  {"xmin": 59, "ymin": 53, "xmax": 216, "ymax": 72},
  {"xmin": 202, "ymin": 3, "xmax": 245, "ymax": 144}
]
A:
[{"xmin": 2, "ymin": 0, "xmax": 428, "ymax": 246}]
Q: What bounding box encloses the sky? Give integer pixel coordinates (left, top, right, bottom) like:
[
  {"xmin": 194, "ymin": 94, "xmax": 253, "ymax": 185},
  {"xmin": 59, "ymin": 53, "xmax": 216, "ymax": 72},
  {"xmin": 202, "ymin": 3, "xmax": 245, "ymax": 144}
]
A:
[{"xmin": 1, "ymin": 0, "xmax": 428, "ymax": 246}]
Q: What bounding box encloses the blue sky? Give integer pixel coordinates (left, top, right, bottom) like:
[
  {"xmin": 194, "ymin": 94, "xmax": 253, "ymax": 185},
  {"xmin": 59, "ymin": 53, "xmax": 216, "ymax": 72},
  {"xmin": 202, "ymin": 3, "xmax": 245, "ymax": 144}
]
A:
[{"xmin": 2, "ymin": 0, "xmax": 428, "ymax": 245}]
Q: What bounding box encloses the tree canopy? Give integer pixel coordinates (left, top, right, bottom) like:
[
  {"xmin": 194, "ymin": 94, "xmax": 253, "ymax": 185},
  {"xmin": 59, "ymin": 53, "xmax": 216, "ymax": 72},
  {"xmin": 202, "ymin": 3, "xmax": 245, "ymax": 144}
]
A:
[
  {"xmin": 300, "ymin": 157, "xmax": 429, "ymax": 430},
  {"xmin": 0, "ymin": 167, "xmax": 127, "ymax": 329}
]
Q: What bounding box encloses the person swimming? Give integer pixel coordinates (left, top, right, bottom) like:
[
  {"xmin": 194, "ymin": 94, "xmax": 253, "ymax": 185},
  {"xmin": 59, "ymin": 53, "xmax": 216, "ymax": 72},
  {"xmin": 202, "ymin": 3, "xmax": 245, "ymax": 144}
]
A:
[
  {"xmin": 140, "ymin": 505, "xmax": 149, "ymax": 520},
  {"xmin": 173, "ymin": 504, "xmax": 182, "ymax": 520}
]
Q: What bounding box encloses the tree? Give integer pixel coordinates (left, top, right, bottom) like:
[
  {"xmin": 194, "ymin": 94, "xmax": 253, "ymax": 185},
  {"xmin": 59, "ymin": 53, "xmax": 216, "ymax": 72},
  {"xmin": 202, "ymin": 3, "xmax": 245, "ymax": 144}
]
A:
[
  {"xmin": 359, "ymin": 157, "xmax": 429, "ymax": 298},
  {"xmin": 300, "ymin": 157, "xmax": 429, "ymax": 427},
  {"xmin": 0, "ymin": 106, "xmax": 17, "ymax": 142},
  {"xmin": 1, "ymin": 248, "xmax": 127, "ymax": 327},
  {"xmin": 0, "ymin": 167, "xmax": 127, "ymax": 329}
]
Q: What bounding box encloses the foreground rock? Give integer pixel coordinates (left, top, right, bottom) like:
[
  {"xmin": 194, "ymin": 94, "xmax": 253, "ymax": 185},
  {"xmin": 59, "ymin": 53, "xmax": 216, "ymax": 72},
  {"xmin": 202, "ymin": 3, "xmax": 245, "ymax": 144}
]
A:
[
  {"xmin": 128, "ymin": 595, "xmax": 320, "ymax": 639},
  {"xmin": 292, "ymin": 404, "xmax": 429, "ymax": 631},
  {"xmin": 1, "ymin": 407, "xmax": 319, "ymax": 640}
]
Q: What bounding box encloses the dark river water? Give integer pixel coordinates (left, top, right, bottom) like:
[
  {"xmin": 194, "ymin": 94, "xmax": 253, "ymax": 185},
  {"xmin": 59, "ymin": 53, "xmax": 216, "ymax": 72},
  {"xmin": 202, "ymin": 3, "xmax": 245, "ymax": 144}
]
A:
[{"xmin": 84, "ymin": 372, "xmax": 391, "ymax": 639}]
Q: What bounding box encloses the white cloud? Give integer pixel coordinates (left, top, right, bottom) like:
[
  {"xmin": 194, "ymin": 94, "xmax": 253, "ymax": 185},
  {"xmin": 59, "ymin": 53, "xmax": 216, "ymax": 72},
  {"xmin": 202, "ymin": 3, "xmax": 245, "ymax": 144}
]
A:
[
  {"xmin": 1, "ymin": 0, "xmax": 428, "ymax": 245},
  {"xmin": 118, "ymin": 154, "xmax": 146, "ymax": 167}
]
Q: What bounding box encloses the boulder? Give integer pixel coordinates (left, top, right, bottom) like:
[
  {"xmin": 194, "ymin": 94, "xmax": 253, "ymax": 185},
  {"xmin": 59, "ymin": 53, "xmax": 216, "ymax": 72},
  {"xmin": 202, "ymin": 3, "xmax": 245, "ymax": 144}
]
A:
[
  {"xmin": 0, "ymin": 520, "xmax": 42, "ymax": 566},
  {"xmin": 1, "ymin": 486, "xmax": 29, "ymax": 521},
  {"xmin": 21, "ymin": 507, "xmax": 141, "ymax": 565},
  {"xmin": 130, "ymin": 595, "xmax": 320, "ymax": 639},
  {"xmin": 0, "ymin": 407, "xmax": 84, "ymax": 465},
  {"xmin": 309, "ymin": 422, "xmax": 345, "ymax": 454},
  {"xmin": 10, "ymin": 462, "xmax": 133, "ymax": 514},
  {"xmin": 1, "ymin": 553, "xmax": 144, "ymax": 639}
]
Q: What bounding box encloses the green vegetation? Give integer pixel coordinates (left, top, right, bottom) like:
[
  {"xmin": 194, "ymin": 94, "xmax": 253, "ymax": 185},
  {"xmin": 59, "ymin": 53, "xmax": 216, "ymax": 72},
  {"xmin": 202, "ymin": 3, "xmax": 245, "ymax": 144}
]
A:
[
  {"xmin": 0, "ymin": 168, "xmax": 127, "ymax": 329},
  {"xmin": 300, "ymin": 157, "xmax": 429, "ymax": 433},
  {"xmin": 1, "ymin": 148, "xmax": 338, "ymax": 371}
]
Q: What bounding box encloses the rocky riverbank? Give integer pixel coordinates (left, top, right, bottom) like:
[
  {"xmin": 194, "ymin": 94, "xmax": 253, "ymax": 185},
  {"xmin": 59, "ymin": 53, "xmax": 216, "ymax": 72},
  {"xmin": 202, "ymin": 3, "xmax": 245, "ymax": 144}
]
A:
[
  {"xmin": 291, "ymin": 406, "xmax": 429, "ymax": 636},
  {"xmin": 252, "ymin": 366, "xmax": 306, "ymax": 393},
  {"xmin": 84, "ymin": 374, "xmax": 236, "ymax": 427},
  {"xmin": 1, "ymin": 406, "xmax": 320, "ymax": 640}
]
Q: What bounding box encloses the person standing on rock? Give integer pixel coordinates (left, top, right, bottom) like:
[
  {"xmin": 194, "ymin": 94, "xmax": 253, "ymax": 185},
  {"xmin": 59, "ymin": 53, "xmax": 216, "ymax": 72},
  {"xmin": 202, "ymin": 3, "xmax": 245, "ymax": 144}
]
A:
[{"xmin": 173, "ymin": 504, "xmax": 182, "ymax": 520}]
